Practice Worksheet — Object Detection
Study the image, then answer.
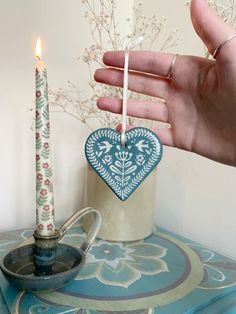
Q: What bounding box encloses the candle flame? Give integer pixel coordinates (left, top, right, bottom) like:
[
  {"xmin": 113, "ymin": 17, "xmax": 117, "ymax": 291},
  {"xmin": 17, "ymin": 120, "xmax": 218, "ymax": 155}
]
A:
[{"xmin": 35, "ymin": 37, "xmax": 42, "ymax": 60}]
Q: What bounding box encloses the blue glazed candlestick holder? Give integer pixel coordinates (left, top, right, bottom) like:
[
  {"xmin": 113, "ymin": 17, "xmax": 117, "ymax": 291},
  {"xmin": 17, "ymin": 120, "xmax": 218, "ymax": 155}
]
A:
[
  {"xmin": 33, "ymin": 229, "xmax": 61, "ymax": 276},
  {"xmin": 0, "ymin": 207, "xmax": 101, "ymax": 291}
]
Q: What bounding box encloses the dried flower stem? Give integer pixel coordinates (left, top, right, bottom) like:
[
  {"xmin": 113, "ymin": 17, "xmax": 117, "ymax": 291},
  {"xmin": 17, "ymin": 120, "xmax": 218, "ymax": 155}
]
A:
[{"xmin": 49, "ymin": 1, "xmax": 179, "ymax": 130}]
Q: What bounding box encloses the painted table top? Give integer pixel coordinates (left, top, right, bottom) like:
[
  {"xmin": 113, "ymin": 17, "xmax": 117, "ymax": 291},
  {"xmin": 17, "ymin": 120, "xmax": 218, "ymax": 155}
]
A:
[{"xmin": 0, "ymin": 225, "xmax": 236, "ymax": 313}]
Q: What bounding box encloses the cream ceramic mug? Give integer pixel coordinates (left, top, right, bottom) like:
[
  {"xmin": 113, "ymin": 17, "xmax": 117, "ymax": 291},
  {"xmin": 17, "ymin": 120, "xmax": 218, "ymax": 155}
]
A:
[{"xmin": 83, "ymin": 164, "xmax": 157, "ymax": 241}]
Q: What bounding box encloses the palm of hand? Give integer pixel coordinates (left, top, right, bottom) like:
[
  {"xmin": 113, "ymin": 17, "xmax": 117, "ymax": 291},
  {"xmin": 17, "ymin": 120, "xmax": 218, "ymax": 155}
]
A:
[
  {"xmin": 95, "ymin": 53, "xmax": 236, "ymax": 166},
  {"xmin": 168, "ymin": 55, "xmax": 236, "ymax": 165},
  {"xmin": 94, "ymin": 0, "xmax": 236, "ymax": 166}
]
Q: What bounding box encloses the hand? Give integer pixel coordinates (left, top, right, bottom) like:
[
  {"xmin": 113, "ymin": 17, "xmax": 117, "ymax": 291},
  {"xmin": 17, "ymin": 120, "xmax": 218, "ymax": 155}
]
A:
[{"xmin": 94, "ymin": 0, "xmax": 236, "ymax": 166}]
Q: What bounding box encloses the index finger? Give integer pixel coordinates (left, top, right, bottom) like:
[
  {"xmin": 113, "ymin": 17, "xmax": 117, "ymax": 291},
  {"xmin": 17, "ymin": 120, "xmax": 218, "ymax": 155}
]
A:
[{"xmin": 103, "ymin": 51, "xmax": 175, "ymax": 78}]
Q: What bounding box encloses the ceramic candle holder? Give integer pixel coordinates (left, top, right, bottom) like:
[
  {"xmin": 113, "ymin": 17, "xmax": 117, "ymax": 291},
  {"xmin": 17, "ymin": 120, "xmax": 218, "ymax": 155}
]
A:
[{"xmin": 0, "ymin": 207, "xmax": 101, "ymax": 291}]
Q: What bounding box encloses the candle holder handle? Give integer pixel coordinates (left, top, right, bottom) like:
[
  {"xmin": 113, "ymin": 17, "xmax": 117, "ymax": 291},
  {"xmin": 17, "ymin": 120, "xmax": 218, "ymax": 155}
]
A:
[{"xmin": 58, "ymin": 207, "xmax": 101, "ymax": 254}]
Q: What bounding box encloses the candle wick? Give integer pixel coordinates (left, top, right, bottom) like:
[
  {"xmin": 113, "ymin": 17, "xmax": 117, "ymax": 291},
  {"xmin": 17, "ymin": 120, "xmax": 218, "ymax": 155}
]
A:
[{"xmin": 36, "ymin": 56, "xmax": 41, "ymax": 61}]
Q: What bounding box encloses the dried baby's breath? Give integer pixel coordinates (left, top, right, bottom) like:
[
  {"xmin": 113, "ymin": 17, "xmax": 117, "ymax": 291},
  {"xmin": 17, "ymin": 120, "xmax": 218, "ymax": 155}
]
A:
[{"xmin": 49, "ymin": 1, "xmax": 179, "ymax": 130}]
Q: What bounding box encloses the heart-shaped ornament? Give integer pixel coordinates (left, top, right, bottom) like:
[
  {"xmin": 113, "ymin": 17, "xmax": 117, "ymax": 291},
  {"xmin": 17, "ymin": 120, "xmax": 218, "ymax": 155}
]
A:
[{"xmin": 85, "ymin": 127, "xmax": 163, "ymax": 201}]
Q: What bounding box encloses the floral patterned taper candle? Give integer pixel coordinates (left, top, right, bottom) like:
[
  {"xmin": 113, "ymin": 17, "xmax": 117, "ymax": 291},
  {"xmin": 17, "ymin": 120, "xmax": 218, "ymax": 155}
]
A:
[{"xmin": 35, "ymin": 38, "xmax": 55, "ymax": 236}]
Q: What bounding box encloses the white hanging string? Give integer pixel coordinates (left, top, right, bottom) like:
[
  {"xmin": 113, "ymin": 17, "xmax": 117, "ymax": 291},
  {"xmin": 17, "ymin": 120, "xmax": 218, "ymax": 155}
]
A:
[{"xmin": 121, "ymin": 36, "xmax": 144, "ymax": 146}]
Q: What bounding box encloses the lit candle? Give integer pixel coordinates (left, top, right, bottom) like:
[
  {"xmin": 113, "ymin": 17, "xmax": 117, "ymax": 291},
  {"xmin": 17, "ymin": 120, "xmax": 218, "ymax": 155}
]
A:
[{"xmin": 35, "ymin": 38, "xmax": 55, "ymax": 236}]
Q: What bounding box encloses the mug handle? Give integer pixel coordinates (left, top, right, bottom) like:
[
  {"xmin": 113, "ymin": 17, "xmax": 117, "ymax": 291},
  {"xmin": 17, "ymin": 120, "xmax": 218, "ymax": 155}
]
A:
[{"xmin": 58, "ymin": 207, "xmax": 101, "ymax": 254}]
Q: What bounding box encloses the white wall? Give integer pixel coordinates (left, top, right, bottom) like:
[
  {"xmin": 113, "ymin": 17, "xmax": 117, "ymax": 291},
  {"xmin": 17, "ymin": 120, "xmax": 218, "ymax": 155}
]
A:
[
  {"xmin": 140, "ymin": 0, "xmax": 236, "ymax": 258},
  {"xmin": 0, "ymin": 0, "xmax": 236, "ymax": 259},
  {"xmin": 0, "ymin": 0, "xmax": 133, "ymax": 229},
  {"xmin": 0, "ymin": 0, "xmax": 92, "ymax": 229}
]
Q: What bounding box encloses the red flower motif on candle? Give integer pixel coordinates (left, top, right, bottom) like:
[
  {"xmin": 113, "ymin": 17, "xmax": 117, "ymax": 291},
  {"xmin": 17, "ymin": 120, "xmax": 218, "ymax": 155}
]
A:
[
  {"xmin": 40, "ymin": 189, "xmax": 47, "ymax": 196},
  {"xmin": 42, "ymin": 162, "xmax": 49, "ymax": 169},
  {"xmin": 37, "ymin": 173, "xmax": 43, "ymax": 181},
  {"xmin": 36, "ymin": 154, "xmax": 40, "ymax": 161},
  {"xmin": 43, "ymin": 142, "xmax": 49, "ymax": 149},
  {"xmin": 35, "ymin": 111, "xmax": 39, "ymax": 118},
  {"xmin": 46, "ymin": 122, "xmax": 50, "ymax": 129},
  {"xmin": 47, "ymin": 223, "xmax": 54, "ymax": 231},
  {"xmin": 36, "ymin": 90, "xmax": 42, "ymax": 98},
  {"xmin": 44, "ymin": 179, "xmax": 50, "ymax": 185},
  {"xmin": 43, "ymin": 204, "xmax": 50, "ymax": 211},
  {"xmin": 38, "ymin": 224, "xmax": 44, "ymax": 230}
]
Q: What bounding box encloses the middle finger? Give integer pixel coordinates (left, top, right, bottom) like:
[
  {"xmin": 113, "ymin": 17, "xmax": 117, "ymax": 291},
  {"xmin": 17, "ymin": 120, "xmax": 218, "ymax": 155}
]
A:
[{"xmin": 94, "ymin": 68, "xmax": 170, "ymax": 99}]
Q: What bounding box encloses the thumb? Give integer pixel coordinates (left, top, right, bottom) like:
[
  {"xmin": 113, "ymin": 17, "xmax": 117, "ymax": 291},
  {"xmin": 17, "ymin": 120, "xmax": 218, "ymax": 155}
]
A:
[{"xmin": 190, "ymin": 0, "xmax": 236, "ymax": 59}]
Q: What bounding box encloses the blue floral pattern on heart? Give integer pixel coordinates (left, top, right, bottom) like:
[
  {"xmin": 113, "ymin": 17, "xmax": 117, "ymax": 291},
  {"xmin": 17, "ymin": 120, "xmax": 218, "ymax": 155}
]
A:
[
  {"xmin": 76, "ymin": 240, "xmax": 168, "ymax": 288},
  {"xmin": 85, "ymin": 127, "xmax": 162, "ymax": 200}
]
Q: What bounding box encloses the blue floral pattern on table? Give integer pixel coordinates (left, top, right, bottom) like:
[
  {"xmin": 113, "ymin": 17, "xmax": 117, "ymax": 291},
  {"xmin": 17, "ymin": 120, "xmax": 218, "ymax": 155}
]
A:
[
  {"xmin": 187, "ymin": 243, "xmax": 236, "ymax": 289},
  {"xmin": 1, "ymin": 226, "xmax": 236, "ymax": 313},
  {"xmin": 77, "ymin": 240, "xmax": 168, "ymax": 287}
]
